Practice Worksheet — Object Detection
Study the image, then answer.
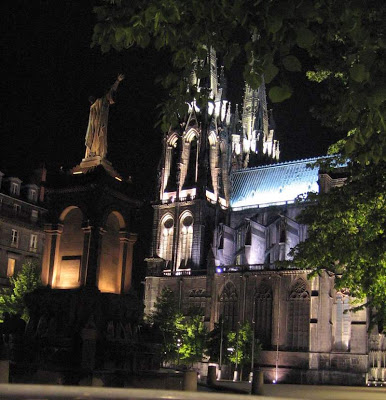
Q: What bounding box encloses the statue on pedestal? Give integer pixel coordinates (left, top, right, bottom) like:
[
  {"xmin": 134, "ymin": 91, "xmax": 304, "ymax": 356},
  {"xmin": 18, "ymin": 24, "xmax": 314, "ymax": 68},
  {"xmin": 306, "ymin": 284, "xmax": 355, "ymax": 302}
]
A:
[{"xmin": 84, "ymin": 74, "xmax": 124, "ymax": 159}]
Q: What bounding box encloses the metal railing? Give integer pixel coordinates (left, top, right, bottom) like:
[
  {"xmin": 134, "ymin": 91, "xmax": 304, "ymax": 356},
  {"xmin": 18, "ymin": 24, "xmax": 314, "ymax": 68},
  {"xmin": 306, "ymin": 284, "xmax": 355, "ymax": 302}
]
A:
[{"xmin": 0, "ymin": 203, "xmax": 44, "ymax": 226}]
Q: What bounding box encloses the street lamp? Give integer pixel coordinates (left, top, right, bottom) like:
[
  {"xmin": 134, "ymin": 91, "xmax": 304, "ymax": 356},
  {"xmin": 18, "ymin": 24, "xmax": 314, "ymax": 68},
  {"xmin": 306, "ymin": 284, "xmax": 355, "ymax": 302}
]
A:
[
  {"xmin": 233, "ymin": 322, "xmax": 240, "ymax": 382},
  {"xmin": 250, "ymin": 299, "xmax": 256, "ymax": 382},
  {"xmin": 218, "ymin": 317, "xmax": 224, "ymax": 380},
  {"xmin": 177, "ymin": 338, "xmax": 182, "ymax": 366}
]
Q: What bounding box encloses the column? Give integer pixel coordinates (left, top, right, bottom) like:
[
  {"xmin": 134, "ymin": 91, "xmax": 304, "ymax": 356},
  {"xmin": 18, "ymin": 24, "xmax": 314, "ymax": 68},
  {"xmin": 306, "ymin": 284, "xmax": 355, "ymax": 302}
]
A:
[
  {"xmin": 120, "ymin": 232, "xmax": 137, "ymax": 293},
  {"xmin": 41, "ymin": 223, "xmax": 63, "ymax": 286},
  {"xmin": 81, "ymin": 223, "xmax": 104, "ymax": 288}
]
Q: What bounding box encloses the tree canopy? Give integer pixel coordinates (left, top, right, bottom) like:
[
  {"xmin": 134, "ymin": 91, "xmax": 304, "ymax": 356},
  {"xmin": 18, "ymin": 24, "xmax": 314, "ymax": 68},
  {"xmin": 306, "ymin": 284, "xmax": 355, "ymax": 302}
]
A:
[
  {"xmin": 148, "ymin": 287, "xmax": 183, "ymax": 362},
  {"xmin": 290, "ymin": 160, "xmax": 386, "ymax": 330},
  {"xmin": 92, "ymin": 1, "xmax": 386, "ymax": 329},
  {"xmin": 93, "ymin": 0, "xmax": 385, "ymax": 163},
  {"xmin": 0, "ymin": 261, "xmax": 42, "ymax": 322}
]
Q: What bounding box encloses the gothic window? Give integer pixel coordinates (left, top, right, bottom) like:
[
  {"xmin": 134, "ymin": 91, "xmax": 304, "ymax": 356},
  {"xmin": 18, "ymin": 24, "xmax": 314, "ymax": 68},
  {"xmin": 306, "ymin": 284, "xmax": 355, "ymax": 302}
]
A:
[
  {"xmin": 219, "ymin": 282, "xmax": 238, "ymax": 330},
  {"xmin": 178, "ymin": 213, "xmax": 193, "ymax": 269},
  {"xmin": 187, "ymin": 289, "xmax": 206, "ymax": 315},
  {"xmin": 254, "ymin": 283, "xmax": 272, "ymax": 348},
  {"xmin": 165, "ymin": 137, "xmax": 180, "ymax": 192},
  {"xmin": 183, "ymin": 135, "xmax": 198, "ymax": 188},
  {"xmin": 333, "ymin": 291, "xmax": 351, "ymax": 351},
  {"xmin": 159, "ymin": 215, "xmax": 174, "ymax": 266},
  {"xmin": 287, "ymin": 279, "xmax": 310, "ymax": 351}
]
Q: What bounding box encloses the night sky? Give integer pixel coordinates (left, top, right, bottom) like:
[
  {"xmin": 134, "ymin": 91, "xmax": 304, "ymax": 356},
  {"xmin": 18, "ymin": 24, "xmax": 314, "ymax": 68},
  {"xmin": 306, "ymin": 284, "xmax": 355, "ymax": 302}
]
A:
[{"xmin": 1, "ymin": 1, "xmax": 341, "ymax": 199}]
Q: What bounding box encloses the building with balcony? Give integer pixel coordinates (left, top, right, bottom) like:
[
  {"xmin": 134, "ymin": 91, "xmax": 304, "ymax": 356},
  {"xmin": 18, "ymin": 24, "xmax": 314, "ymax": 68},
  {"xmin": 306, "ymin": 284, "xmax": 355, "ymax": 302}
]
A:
[{"xmin": 0, "ymin": 168, "xmax": 47, "ymax": 287}]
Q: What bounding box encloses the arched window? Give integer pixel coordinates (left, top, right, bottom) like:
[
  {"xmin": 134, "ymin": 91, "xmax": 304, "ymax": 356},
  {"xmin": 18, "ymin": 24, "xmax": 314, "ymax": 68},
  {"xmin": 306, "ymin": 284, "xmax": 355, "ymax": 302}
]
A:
[
  {"xmin": 255, "ymin": 283, "xmax": 272, "ymax": 348},
  {"xmin": 287, "ymin": 279, "xmax": 310, "ymax": 350},
  {"xmin": 219, "ymin": 282, "xmax": 238, "ymax": 331},
  {"xmin": 333, "ymin": 291, "xmax": 351, "ymax": 351},
  {"xmin": 165, "ymin": 136, "xmax": 180, "ymax": 192},
  {"xmin": 178, "ymin": 213, "xmax": 193, "ymax": 269},
  {"xmin": 159, "ymin": 215, "xmax": 174, "ymax": 266},
  {"xmin": 183, "ymin": 135, "xmax": 198, "ymax": 188}
]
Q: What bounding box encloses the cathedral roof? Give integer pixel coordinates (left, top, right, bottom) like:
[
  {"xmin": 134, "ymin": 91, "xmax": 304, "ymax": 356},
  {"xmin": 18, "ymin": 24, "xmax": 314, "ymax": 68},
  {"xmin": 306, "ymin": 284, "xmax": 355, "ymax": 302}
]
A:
[{"xmin": 230, "ymin": 157, "xmax": 321, "ymax": 210}]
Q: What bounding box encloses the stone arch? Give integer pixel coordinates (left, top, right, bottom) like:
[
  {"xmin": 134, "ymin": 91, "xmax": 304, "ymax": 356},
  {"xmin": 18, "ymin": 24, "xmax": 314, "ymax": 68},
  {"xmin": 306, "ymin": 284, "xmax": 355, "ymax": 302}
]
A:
[
  {"xmin": 164, "ymin": 133, "xmax": 180, "ymax": 192},
  {"xmin": 158, "ymin": 213, "xmax": 174, "ymax": 267},
  {"xmin": 59, "ymin": 205, "xmax": 84, "ymax": 222},
  {"xmin": 167, "ymin": 132, "xmax": 179, "ymax": 146},
  {"xmin": 219, "ymin": 281, "xmax": 239, "ymax": 330},
  {"xmin": 55, "ymin": 206, "xmax": 84, "ymax": 289},
  {"xmin": 98, "ymin": 211, "xmax": 123, "ymax": 293},
  {"xmin": 184, "ymin": 128, "xmax": 199, "ymax": 143},
  {"xmin": 208, "ymin": 130, "xmax": 218, "ymax": 146},
  {"xmin": 181, "ymin": 130, "xmax": 199, "ymax": 189},
  {"xmin": 287, "ymin": 278, "xmax": 310, "ymax": 350},
  {"xmin": 177, "ymin": 211, "xmax": 194, "ymax": 269},
  {"xmin": 101, "ymin": 207, "xmax": 127, "ymax": 230}
]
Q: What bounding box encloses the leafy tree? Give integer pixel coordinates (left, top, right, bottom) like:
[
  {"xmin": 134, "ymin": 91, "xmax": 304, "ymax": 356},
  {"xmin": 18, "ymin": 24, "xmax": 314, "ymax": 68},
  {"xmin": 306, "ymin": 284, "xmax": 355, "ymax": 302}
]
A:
[
  {"xmin": 227, "ymin": 321, "xmax": 261, "ymax": 380},
  {"xmin": 290, "ymin": 160, "xmax": 386, "ymax": 331},
  {"xmin": 0, "ymin": 261, "xmax": 42, "ymax": 322},
  {"xmin": 148, "ymin": 287, "xmax": 184, "ymax": 362},
  {"xmin": 176, "ymin": 306, "xmax": 207, "ymax": 366},
  {"xmin": 93, "ymin": 0, "xmax": 385, "ymax": 163},
  {"xmin": 92, "ymin": 1, "xmax": 386, "ymax": 329}
]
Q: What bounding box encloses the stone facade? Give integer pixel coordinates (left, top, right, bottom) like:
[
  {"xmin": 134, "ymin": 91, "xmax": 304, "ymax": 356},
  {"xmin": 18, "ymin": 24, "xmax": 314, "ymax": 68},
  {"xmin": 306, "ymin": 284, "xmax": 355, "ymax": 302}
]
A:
[
  {"xmin": 144, "ymin": 53, "xmax": 385, "ymax": 385},
  {"xmin": 0, "ymin": 168, "xmax": 47, "ymax": 287}
]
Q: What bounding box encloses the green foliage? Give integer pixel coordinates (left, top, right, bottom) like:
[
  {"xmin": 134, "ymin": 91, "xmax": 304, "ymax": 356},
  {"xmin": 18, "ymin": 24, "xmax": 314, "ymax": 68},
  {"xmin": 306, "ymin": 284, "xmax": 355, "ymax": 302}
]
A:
[
  {"xmin": 290, "ymin": 160, "xmax": 386, "ymax": 330},
  {"xmin": 92, "ymin": 0, "xmax": 386, "ymax": 163},
  {"xmin": 176, "ymin": 306, "xmax": 207, "ymax": 365},
  {"xmin": 148, "ymin": 287, "xmax": 184, "ymax": 362},
  {"xmin": 0, "ymin": 261, "xmax": 42, "ymax": 322},
  {"xmin": 227, "ymin": 322, "xmax": 261, "ymax": 370}
]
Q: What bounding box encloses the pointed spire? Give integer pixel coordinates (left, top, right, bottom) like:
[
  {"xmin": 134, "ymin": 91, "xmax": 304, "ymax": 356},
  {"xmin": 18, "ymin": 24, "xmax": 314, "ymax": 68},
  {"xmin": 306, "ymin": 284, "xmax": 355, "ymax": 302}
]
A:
[{"xmin": 219, "ymin": 66, "xmax": 227, "ymax": 99}]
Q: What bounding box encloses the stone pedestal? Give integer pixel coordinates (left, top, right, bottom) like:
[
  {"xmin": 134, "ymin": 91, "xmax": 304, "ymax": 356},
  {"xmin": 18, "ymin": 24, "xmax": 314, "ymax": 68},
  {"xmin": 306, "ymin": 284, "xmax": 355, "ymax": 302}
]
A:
[
  {"xmin": 183, "ymin": 371, "xmax": 197, "ymax": 391},
  {"xmin": 251, "ymin": 369, "xmax": 264, "ymax": 395},
  {"xmin": 0, "ymin": 360, "xmax": 9, "ymax": 383},
  {"xmin": 81, "ymin": 327, "xmax": 97, "ymax": 370},
  {"xmin": 207, "ymin": 365, "xmax": 217, "ymax": 385}
]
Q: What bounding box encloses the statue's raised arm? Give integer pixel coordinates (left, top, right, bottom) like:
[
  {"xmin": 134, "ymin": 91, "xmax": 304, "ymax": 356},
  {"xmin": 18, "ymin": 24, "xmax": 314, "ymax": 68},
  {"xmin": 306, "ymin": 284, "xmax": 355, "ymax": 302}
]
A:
[
  {"xmin": 106, "ymin": 74, "xmax": 125, "ymax": 104},
  {"xmin": 84, "ymin": 74, "xmax": 125, "ymax": 160}
]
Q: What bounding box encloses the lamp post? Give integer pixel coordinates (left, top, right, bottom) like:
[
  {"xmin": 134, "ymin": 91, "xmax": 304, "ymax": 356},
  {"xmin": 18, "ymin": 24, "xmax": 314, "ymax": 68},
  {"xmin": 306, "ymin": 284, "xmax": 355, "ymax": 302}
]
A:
[
  {"xmin": 233, "ymin": 322, "xmax": 240, "ymax": 381},
  {"xmin": 250, "ymin": 299, "xmax": 256, "ymax": 382},
  {"xmin": 218, "ymin": 317, "xmax": 224, "ymax": 380},
  {"xmin": 177, "ymin": 338, "xmax": 182, "ymax": 367}
]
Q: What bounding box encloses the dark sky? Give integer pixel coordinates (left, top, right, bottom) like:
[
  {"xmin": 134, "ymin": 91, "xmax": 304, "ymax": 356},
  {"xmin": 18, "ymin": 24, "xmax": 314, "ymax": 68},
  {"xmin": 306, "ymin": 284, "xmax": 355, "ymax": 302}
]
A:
[{"xmin": 1, "ymin": 1, "xmax": 341, "ymax": 198}]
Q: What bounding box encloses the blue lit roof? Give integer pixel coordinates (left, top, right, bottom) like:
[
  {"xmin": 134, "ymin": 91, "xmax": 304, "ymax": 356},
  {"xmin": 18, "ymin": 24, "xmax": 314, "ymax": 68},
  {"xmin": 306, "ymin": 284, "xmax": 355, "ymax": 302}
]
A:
[{"xmin": 231, "ymin": 157, "xmax": 321, "ymax": 209}]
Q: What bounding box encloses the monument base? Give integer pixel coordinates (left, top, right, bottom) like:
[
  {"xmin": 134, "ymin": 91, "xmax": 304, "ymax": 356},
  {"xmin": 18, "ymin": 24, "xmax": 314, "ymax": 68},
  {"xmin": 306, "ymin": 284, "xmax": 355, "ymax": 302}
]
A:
[{"xmin": 71, "ymin": 156, "xmax": 122, "ymax": 180}]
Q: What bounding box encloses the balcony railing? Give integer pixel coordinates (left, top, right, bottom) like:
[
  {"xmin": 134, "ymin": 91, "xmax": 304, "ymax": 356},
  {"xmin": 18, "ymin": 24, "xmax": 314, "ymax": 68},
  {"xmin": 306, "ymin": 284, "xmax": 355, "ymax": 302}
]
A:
[{"xmin": 0, "ymin": 202, "xmax": 44, "ymax": 226}]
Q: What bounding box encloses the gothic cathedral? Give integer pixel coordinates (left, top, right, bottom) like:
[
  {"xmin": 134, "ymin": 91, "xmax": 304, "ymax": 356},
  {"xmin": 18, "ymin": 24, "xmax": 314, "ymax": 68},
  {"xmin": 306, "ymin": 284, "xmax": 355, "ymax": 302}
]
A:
[{"xmin": 144, "ymin": 51, "xmax": 384, "ymax": 385}]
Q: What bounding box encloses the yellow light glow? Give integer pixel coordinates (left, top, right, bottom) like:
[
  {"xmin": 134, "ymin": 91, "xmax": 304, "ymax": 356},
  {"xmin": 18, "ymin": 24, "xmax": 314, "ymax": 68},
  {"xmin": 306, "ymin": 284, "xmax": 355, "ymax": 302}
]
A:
[
  {"xmin": 73, "ymin": 171, "xmax": 82, "ymax": 175},
  {"xmin": 115, "ymin": 176, "xmax": 122, "ymax": 181}
]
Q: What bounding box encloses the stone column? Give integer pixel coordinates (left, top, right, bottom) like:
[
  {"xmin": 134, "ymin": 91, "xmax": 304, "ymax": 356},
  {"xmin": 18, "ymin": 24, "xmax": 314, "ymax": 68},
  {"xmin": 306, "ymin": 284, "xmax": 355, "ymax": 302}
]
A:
[
  {"xmin": 82, "ymin": 224, "xmax": 104, "ymax": 288},
  {"xmin": 41, "ymin": 223, "xmax": 63, "ymax": 286},
  {"xmin": 119, "ymin": 232, "xmax": 137, "ymax": 293}
]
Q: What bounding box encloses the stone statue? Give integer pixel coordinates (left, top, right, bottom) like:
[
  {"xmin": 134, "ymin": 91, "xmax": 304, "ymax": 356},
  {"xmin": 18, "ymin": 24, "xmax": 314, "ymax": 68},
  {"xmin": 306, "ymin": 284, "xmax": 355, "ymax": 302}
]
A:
[{"xmin": 84, "ymin": 74, "xmax": 124, "ymax": 159}]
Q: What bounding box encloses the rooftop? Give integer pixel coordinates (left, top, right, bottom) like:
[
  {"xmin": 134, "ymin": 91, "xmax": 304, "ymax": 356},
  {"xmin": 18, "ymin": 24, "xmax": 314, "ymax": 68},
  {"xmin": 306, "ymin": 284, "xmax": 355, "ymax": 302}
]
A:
[{"xmin": 230, "ymin": 157, "xmax": 321, "ymax": 210}]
